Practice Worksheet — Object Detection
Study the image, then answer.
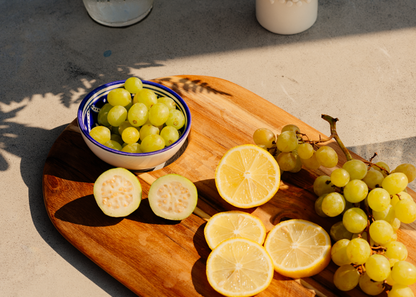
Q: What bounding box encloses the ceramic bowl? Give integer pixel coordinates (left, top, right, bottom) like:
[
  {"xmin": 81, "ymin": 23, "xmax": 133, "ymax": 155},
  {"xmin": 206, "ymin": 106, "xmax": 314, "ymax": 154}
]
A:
[{"xmin": 77, "ymin": 79, "xmax": 191, "ymax": 171}]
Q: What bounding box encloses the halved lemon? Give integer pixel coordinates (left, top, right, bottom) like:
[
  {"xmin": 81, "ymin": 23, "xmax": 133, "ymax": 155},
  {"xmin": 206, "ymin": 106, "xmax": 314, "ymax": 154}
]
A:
[
  {"xmin": 204, "ymin": 211, "xmax": 266, "ymax": 249},
  {"xmin": 206, "ymin": 238, "xmax": 274, "ymax": 296},
  {"xmin": 215, "ymin": 144, "xmax": 280, "ymax": 208},
  {"xmin": 264, "ymin": 219, "xmax": 331, "ymax": 279}
]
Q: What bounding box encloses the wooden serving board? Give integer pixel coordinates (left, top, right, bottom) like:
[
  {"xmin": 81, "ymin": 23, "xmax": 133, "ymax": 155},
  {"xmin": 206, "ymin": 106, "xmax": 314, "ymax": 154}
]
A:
[{"xmin": 43, "ymin": 75, "xmax": 416, "ymax": 297}]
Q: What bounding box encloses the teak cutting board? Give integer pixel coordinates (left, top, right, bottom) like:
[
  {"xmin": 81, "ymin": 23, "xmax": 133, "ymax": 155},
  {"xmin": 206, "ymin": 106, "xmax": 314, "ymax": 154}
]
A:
[{"xmin": 43, "ymin": 75, "xmax": 416, "ymax": 297}]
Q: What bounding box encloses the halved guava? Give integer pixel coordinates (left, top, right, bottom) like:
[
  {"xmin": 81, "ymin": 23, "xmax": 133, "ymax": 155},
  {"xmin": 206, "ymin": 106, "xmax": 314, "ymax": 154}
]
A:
[
  {"xmin": 148, "ymin": 174, "xmax": 198, "ymax": 220},
  {"xmin": 93, "ymin": 167, "xmax": 142, "ymax": 217}
]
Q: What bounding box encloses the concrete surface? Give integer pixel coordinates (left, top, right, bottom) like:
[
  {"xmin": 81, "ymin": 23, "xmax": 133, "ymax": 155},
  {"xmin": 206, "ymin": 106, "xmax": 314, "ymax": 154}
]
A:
[{"xmin": 1, "ymin": 0, "xmax": 416, "ymax": 296}]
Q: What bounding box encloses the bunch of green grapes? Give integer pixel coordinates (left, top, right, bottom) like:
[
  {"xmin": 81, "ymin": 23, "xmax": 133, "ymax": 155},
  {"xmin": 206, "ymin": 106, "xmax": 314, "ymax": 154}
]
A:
[
  {"xmin": 89, "ymin": 77, "xmax": 185, "ymax": 153},
  {"xmin": 253, "ymin": 118, "xmax": 416, "ymax": 296},
  {"xmin": 252, "ymin": 124, "xmax": 338, "ymax": 174},
  {"xmin": 314, "ymin": 158, "xmax": 416, "ymax": 296},
  {"xmin": 332, "ymin": 238, "xmax": 416, "ymax": 296}
]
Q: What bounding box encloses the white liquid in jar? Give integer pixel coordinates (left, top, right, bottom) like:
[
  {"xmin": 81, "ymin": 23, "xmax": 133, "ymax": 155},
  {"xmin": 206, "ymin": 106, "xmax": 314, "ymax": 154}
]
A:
[
  {"xmin": 256, "ymin": 0, "xmax": 318, "ymax": 35},
  {"xmin": 83, "ymin": 0, "xmax": 153, "ymax": 27}
]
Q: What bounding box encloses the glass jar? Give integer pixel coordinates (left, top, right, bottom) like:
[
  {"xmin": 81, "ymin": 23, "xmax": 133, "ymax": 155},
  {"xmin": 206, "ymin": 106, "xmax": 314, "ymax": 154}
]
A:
[
  {"xmin": 83, "ymin": 0, "xmax": 154, "ymax": 27},
  {"xmin": 256, "ymin": 0, "xmax": 318, "ymax": 35}
]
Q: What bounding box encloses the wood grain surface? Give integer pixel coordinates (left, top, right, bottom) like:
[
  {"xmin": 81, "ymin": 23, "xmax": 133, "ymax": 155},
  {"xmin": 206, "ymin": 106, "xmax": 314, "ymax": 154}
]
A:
[{"xmin": 42, "ymin": 75, "xmax": 416, "ymax": 297}]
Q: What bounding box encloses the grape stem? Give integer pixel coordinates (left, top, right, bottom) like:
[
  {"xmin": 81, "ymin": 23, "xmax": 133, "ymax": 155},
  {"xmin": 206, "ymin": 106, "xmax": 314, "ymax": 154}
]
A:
[{"xmin": 321, "ymin": 114, "xmax": 353, "ymax": 161}]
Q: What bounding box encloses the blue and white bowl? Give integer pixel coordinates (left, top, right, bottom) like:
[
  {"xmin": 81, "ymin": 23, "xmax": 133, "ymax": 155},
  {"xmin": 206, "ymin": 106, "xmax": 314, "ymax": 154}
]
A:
[{"xmin": 77, "ymin": 80, "xmax": 191, "ymax": 171}]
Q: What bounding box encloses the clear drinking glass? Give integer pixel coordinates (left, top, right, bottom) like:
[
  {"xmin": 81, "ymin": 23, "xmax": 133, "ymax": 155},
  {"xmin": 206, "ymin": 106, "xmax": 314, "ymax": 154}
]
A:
[{"xmin": 83, "ymin": 0, "xmax": 154, "ymax": 27}]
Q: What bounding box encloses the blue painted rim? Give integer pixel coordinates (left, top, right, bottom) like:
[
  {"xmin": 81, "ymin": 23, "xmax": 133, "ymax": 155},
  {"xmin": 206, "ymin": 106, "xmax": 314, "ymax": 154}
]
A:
[{"xmin": 77, "ymin": 79, "xmax": 192, "ymax": 157}]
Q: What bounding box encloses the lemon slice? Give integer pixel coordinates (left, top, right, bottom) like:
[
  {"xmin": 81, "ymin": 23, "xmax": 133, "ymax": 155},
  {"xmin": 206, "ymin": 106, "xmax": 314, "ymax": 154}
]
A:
[
  {"xmin": 206, "ymin": 238, "xmax": 274, "ymax": 296},
  {"xmin": 264, "ymin": 219, "xmax": 331, "ymax": 279},
  {"xmin": 204, "ymin": 211, "xmax": 266, "ymax": 249},
  {"xmin": 215, "ymin": 144, "xmax": 280, "ymax": 208}
]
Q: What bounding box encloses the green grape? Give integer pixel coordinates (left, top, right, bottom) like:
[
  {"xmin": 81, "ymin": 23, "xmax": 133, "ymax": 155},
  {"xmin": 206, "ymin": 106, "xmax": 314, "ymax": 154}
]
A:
[
  {"xmin": 330, "ymin": 168, "xmax": 350, "ymax": 188},
  {"xmin": 157, "ymin": 96, "xmax": 177, "ymax": 110},
  {"xmin": 301, "ymin": 151, "xmax": 321, "ymax": 170},
  {"xmin": 97, "ymin": 103, "xmax": 113, "ymax": 127},
  {"xmin": 330, "ymin": 222, "xmax": 352, "ymax": 242},
  {"xmin": 315, "ymin": 146, "xmax": 338, "ymax": 168},
  {"xmin": 107, "ymin": 105, "xmax": 128, "ymax": 127},
  {"xmin": 111, "ymin": 133, "xmax": 123, "ymax": 144},
  {"xmin": 352, "ymin": 232, "xmax": 376, "ymax": 248},
  {"xmin": 89, "ymin": 126, "xmax": 111, "ymax": 144},
  {"xmin": 148, "ymin": 102, "xmax": 170, "ymax": 127},
  {"xmin": 253, "ymin": 128, "xmax": 276, "ymax": 149},
  {"xmin": 276, "ymin": 131, "xmax": 298, "ymax": 152},
  {"xmin": 128, "ymin": 103, "xmax": 148, "ymax": 127},
  {"xmin": 111, "ymin": 125, "xmax": 120, "ymax": 135},
  {"xmin": 333, "ymin": 264, "xmax": 360, "ymax": 291},
  {"xmin": 391, "ymin": 191, "xmax": 413, "ymax": 207},
  {"xmin": 313, "ymin": 175, "xmax": 335, "ymax": 196},
  {"xmin": 297, "ymin": 143, "xmax": 314, "ymax": 159},
  {"xmin": 385, "ymin": 241, "xmax": 408, "ymax": 262},
  {"xmin": 373, "ymin": 204, "xmax": 395, "ymax": 222},
  {"xmin": 391, "ymin": 218, "xmax": 401, "ymax": 232},
  {"xmin": 382, "ymin": 172, "xmax": 408, "ymax": 195},
  {"xmin": 365, "ymin": 254, "xmax": 391, "ymax": 281},
  {"xmin": 281, "ymin": 124, "xmax": 300, "ymax": 134},
  {"xmin": 367, "ymin": 188, "xmax": 391, "ymax": 212},
  {"xmin": 124, "ymin": 77, "xmax": 143, "ymax": 94},
  {"xmin": 346, "ymin": 237, "xmax": 371, "ymax": 265},
  {"xmin": 288, "ymin": 152, "xmax": 303, "ymax": 173},
  {"xmin": 314, "ymin": 195, "xmax": 328, "ymax": 217},
  {"xmin": 393, "ymin": 163, "xmax": 416, "ymax": 183},
  {"xmin": 351, "ymin": 231, "xmax": 368, "ymax": 241},
  {"xmin": 166, "ymin": 109, "xmax": 185, "ymax": 130},
  {"xmin": 388, "ymin": 284, "xmax": 415, "ymax": 297},
  {"xmin": 362, "ymin": 168, "xmax": 385, "ymax": 189},
  {"xmin": 276, "ymin": 152, "xmax": 298, "ymax": 172},
  {"xmin": 395, "ymin": 199, "xmax": 416, "ymax": 224},
  {"xmin": 118, "ymin": 120, "xmax": 133, "ymax": 135},
  {"xmin": 103, "ymin": 139, "xmax": 122, "ymax": 150},
  {"xmin": 121, "ymin": 143, "xmax": 142, "ymax": 153},
  {"xmin": 359, "ymin": 272, "xmax": 385, "ymax": 296},
  {"xmin": 144, "ymin": 118, "xmax": 163, "ymax": 131},
  {"xmin": 139, "ymin": 124, "xmax": 159, "ymax": 141},
  {"xmin": 342, "ymin": 159, "xmax": 368, "ymax": 180},
  {"xmin": 375, "ymin": 161, "xmax": 390, "ymax": 176},
  {"xmin": 160, "ymin": 126, "xmax": 179, "ymax": 146},
  {"xmin": 331, "ymin": 239, "xmax": 351, "ymax": 266},
  {"xmin": 125, "ymin": 101, "xmax": 133, "ymax": 111},
  {"xmin": 121, "ymin": 127, "xmax": 140, "ymax": 144},
  {"xmin": 141, "ymin": 134, "xmax": 165, "ymax": 153},
  {"xmin": 343, "ymin": 179, "xmax": 368, "ymax": 203},
  {"xmin": 322, "ymin": 192, "xmax": 346, "ymax": 217},
  {"xmin": 107, "ymin": 88, "xmax": 132, "ymax": 107},
  {"xmin": 342, "ymin": 200, "xmax": 354, "ymax": 215},
  {"xmin": 343, "ymin": 208, "xmax": 368, "ymax": 234},
  {"xmin": 369, "ymin": 220, "xmax": 394, "ymax": 245},
  {"xmin": 391, "ymin": 261, "xmax": 416, "ymax": 286},
  {"xmin": 386, "ymin": 272, "xmax": 397, "ymax": 286},
  {"xmin": 133, "ymin": 89, "xmax": 158, "ymax": 109}
]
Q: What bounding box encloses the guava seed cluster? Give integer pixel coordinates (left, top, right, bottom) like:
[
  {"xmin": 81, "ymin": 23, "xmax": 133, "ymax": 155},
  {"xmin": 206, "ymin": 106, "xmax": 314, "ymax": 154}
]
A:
[
  {"xmin": 155, "ymin": 181, "xmax": 192, "ymax": 214},
  {"xmin": 100, "ymin": 174, "xmax": 134, "ymax": 209}
]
